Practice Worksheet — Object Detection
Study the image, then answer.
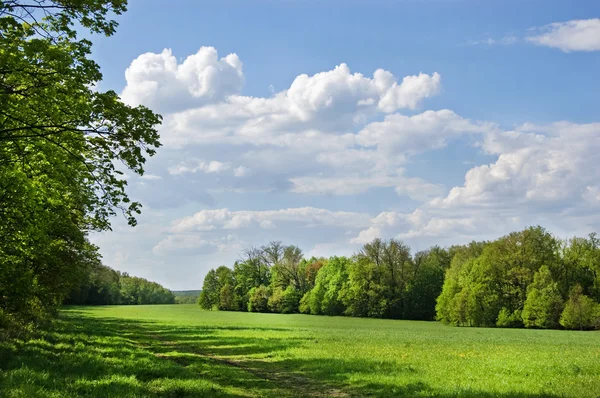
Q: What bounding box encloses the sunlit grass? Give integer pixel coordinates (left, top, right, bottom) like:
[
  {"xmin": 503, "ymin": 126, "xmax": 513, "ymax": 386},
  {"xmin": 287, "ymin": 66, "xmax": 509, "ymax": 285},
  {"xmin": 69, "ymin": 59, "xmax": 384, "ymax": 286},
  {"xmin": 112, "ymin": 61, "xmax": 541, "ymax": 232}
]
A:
[{"xmin": 1, "ymin": 304, "xmax": 599, "ymax": 397}]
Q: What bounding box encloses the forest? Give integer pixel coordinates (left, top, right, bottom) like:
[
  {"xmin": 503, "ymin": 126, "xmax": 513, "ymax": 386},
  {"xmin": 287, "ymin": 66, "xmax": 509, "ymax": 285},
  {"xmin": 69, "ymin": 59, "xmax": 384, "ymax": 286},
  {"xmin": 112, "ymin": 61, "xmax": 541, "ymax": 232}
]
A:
[{"xmin": 199, "ymin": 226, "xmax": 600, "ymax": 330}]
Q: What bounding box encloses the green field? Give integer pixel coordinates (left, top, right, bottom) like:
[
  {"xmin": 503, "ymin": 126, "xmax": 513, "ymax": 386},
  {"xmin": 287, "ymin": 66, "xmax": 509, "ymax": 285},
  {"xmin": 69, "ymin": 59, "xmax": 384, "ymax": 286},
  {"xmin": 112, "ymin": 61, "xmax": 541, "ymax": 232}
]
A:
[{"xmin": 1, "ymin": 305, "xmax": 599, "ymax": 397}]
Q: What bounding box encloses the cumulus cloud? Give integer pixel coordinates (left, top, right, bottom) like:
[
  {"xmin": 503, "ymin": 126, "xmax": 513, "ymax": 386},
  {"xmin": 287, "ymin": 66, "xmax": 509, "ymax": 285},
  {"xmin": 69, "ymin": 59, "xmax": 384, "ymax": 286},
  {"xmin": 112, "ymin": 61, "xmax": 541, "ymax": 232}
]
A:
[
  {"xmin": 284, "ymin": 65, "xmax": 441, "ymax": 120},
  {"xmin": 121, "ymin": 47, "xmax": 244, "ymax": 112},
  {"xmin": 436, "ymin": 122, "xmax": 600, "ymax": 208},
  {"xmin": 350, "ymin": 121, "xmax": 600, "ymax": 244},
  {"xmin": 527, "ymin": 19, "xmax": 600, "ymax": 52},
  {"xmin": 356, "ymin": 109, "xmax": 496, "ymax": 155},
  {"xmin": 119, "ymin": 48, "xmax": 457, "ymax": 198},
  {"xmin": 125, "ymin": 56, "xmax": 442, "ymax": 149}
]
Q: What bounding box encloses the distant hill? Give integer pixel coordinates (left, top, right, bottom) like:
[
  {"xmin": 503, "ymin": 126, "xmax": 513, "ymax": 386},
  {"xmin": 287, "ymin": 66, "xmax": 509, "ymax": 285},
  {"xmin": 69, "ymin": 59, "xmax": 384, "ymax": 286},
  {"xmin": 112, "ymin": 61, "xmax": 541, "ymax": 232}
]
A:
[{"xmin": 172, "ymin": 290, "xmax": 201, "ymax": 297}]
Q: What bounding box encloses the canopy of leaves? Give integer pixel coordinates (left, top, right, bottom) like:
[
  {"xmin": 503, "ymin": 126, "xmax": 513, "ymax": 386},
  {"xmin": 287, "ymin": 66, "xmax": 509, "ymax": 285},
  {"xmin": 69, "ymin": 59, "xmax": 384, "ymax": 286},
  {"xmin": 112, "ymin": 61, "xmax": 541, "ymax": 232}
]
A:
[{"xmin": 0, "ymin": 0, "xmax": 162, "ymax": 332}]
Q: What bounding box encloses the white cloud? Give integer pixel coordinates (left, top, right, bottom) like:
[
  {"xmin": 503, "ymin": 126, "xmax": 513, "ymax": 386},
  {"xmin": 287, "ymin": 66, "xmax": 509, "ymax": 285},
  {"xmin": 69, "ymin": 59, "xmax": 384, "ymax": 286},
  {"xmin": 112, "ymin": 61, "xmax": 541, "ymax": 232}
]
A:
[
  {"xmin": 290, "ymin": 174, "xmax": 444, "ymax": 200},
  {"xmin": 285, "ymin": 65, "xmax": 441, "ymax": 119},
  {"xmin": 436, "ymin": 122, "xmax": 600, "ymax": 208},
  {"xmin": 168, "ymin": 160, "xmax": 230, "ymax": 175},
  {"xmin": 121, "ymin": 47, "xmax": 244, "ymax": 112},
  {"xmin": 120, "ymin": 49, "xmax": 455, "ymax": 198},
  {"xmin": 350, "ymin": 121, "xmax": 600, "ymax": 244},
  {"xmin": 171, "ymin": 207, "xmax": 372, "ymax": 233},
  {"xmin": 527, "ymin": 19, "xmax": 600, "ymax": 52},
  {"xmin": 153, "ymin": 234, "xmax": 239, "ymax": 255},
  {"xmin": 356, "ymin": 109, "xmax": 495, "ymax": 155},
  {"xmin": 132, "ymin": 60, "xmax": 442, "ymax": 149}
]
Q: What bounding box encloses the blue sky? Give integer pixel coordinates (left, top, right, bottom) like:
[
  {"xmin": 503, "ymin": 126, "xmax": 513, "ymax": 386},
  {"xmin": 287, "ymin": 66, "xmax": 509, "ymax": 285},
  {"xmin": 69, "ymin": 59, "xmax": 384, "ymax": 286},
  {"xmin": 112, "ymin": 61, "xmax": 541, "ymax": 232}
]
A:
[{"xmin": 90, "ymin": 0, "xmax": 600, "ymax": 289}]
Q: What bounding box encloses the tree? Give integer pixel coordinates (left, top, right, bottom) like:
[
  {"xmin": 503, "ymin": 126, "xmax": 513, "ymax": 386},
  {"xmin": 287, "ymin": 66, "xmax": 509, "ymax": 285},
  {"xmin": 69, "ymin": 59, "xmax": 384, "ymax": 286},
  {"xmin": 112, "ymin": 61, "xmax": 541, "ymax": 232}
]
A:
[
  {"xmin": 436, "ymin": 227, "xmax": 559, "ymax": 327},
  {"xmin": 248, "ymin": 285, "xmax": 270, "ymax": 313},
  {"xmin": 357, "ymin": 239, "xmax": 413, "ymax": 318},
  {"xmin": 261, "ymin": 241, "xmax": 285, "ymax": 267},
  {"xmin": 0, "ymin": 0, "xmax": 161, "ymax": 329},
  {"xmin": 271, "ymin": 245, "xmax": 305, "ymax": 291},
  {"xmin": 560, "ymin": 285, "xmax": 600, "ymax": 330},
  {"xmin": 522, "ymin": 266, "xmax": 564, "ymax": 329},
  {"xmin": 405, "ymin": 247, "xmax": 450, "ymax": 320},
  {"xmin": 199, "ymin": 270, "xmax": 219, "ymax": 310},
  {"xmin": 309, "ymin": 257, "xmax": 349, "ymax": 316},
  {"xmin": 218, "ymin": 283, "xmax": 237, "ymax": 311}
]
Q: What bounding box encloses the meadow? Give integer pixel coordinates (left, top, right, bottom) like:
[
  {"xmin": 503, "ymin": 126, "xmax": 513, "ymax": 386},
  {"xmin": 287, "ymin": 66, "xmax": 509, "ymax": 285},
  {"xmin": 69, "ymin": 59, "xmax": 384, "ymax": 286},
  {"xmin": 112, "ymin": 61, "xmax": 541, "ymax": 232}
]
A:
[{"xmin": 1, "ymin": 305, "xmax": 599, "ymax": 397}]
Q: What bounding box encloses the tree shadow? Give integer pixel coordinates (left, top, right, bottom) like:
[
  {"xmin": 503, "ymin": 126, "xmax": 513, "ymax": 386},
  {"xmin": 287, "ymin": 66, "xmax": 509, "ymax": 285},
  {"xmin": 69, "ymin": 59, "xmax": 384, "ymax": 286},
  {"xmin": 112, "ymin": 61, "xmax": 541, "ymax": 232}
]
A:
[{"xmin": 0, "ymin": 311, "xmax": 567, "ymax": 397}]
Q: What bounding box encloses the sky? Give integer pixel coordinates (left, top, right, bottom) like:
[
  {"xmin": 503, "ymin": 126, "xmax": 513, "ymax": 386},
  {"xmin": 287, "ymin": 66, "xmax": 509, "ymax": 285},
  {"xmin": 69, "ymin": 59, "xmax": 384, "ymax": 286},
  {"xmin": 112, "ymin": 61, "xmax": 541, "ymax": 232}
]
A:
[{"xmin": 89, "ymin": 0, "xmax": 600, "ymax": 290}]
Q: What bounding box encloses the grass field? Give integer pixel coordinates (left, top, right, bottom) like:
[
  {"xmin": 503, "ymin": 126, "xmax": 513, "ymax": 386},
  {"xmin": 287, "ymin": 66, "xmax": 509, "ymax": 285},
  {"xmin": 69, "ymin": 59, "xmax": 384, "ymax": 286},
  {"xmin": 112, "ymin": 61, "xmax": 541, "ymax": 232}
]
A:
[{"xmin": 1, "ymin": 305, "xmax": 599, "ymax": 397}]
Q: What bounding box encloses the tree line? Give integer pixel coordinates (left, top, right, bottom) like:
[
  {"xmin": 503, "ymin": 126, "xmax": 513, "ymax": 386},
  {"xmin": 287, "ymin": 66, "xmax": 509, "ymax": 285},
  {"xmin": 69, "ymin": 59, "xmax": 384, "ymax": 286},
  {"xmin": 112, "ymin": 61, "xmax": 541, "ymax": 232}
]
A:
[
  {"xmin": 199, "ymin": 227, "xmax": 600, "ymax": 330},
  {"xmin": 64, "ymin": 262, "xmax": 175, "ymax": 306},
  {"xmin": 0, "ymin": 1, "xmax": 161, "ymax": 335}
]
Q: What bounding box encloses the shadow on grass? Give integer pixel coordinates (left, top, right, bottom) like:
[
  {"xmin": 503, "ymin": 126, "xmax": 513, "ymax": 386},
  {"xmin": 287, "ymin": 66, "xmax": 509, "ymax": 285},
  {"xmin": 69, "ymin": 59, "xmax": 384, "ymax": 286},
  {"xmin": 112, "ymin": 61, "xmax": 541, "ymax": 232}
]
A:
[{"xmin": 0, "ymin": 311, "xmax": 562, "ymax": 398}]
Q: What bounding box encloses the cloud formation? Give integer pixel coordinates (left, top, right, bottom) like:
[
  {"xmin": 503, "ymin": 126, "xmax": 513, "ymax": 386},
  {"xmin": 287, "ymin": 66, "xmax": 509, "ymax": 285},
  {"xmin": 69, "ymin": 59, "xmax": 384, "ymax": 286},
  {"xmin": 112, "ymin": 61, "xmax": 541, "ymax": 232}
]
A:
[
  {"xmin": 468, "ymin": 19, "xmax": 600, "ymax": 52},
  {"xmin": 94, "ymin": 45, "xmax": 600, "ymax": 289},
  {"xmin": 527, "ymin": 19, "xmax": 600, "ymax": 52},
  {"xmin": 121, "ymin": 47, "xmax": 244, "ymax": 112}
]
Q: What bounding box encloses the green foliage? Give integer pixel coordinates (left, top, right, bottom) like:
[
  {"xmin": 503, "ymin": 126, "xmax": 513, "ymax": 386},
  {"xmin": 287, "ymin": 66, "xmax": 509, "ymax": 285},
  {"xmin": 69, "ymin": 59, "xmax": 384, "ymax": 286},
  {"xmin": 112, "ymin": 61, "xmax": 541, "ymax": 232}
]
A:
[
  {"xmin": 198, "ymin": 270, "xmax": 219, "ymax": 310},
  {"xmin": 268, "ymin": 287, "xmax": 285, "ymax": 313},
  {"xmin": 436, "ymin": 227, "xmax": 573, "ymax": 328},
  {"xmin": 173, "ymin": 290, "xmax": 200, "ymax": 304},
  {"xmin": 560, "ymin": 285, "xmax": 600, "ymax": 330},
  {"xmin": 119, "ymin": 274, "xmax": 174, "ymax": 305},
  {"xmin": 522, "ymin": 266, "xmax": 564, "ymax": 328},
  {"xmin": 248, "ymin": 285, "xmax": 270, "ymax": 313},
  {"xmin": 197, "ymin": 227, "xmax": 599, "ymax": 330},
  {"xmin": 405, "ymin": 247, "xmax": 451, "ymax": 320},
  {"xmin": 64, "ymin": 265, "xmax": 174, "ymax": 306},
  {"xmin": 298, "ymin": 291, "xmax": 311, "ymax": 314},
  {"xmin": 309, "ymin": 257, "xmax": 349, "ymax": 315},
  {"xmin": 218, "ymin": 283, "xmax": 237, "ymax": 311},
  {"xmin": 496, "ymin": 308, "xmax": 523, "ymax": 328},
  {"xmin": 174, "ymin": 295, "xmax": 198, "ymax": 304},
  {"xmin": 0, "ymin": 0, "xmax": 161, "ymax": 332}
]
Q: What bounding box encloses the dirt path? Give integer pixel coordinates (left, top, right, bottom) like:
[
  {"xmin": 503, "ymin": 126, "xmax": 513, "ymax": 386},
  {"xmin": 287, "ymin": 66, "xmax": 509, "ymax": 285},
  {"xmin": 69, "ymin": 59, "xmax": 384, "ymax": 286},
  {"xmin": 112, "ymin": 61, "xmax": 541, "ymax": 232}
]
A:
[{"xmin": 147, "ymin": 334, "xmax": 352, "ymax": 397}]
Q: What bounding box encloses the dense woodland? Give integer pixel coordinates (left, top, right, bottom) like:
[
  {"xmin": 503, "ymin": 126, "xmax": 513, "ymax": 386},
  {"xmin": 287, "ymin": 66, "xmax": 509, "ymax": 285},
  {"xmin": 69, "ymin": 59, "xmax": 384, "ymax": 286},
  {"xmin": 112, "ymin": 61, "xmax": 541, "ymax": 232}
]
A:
[{"xmin": 200, "ymin": 227, "xmax": 600, "ymax": 330}]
